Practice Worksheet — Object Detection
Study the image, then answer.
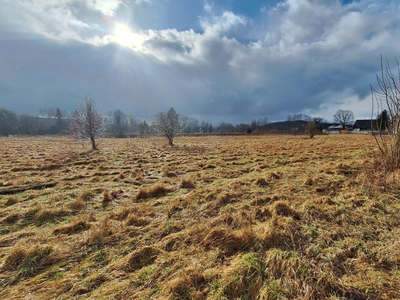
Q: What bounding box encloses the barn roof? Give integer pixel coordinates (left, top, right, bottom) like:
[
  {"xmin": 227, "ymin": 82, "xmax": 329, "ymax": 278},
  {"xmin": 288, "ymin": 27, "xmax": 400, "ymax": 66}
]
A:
[{"xmin": 353, "ymin": 119, "xmax": 376, "ymax": 129}]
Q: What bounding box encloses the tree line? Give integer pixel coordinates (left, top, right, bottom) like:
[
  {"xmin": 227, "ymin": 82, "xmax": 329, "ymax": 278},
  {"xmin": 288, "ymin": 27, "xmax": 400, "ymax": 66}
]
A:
[
  {"xmin": 0, "ymin": 102, "xmax": 268, "ymax": 139},
  {"xmin": 1, "ymin": 97, "xmax": 363, "ymax": 149}
]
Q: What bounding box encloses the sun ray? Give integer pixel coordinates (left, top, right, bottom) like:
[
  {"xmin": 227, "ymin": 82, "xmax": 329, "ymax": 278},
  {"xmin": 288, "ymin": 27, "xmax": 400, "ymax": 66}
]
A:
[{"xmin": 113, "ymin": 23, "xmax": 143, "ymax": 48}]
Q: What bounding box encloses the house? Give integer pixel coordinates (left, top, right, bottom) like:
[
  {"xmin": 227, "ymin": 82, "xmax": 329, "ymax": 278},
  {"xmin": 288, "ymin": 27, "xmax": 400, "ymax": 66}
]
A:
[
  {"xmin": 328, "ymin": 124, "xmax": 342, "ymax": 133},
  {"xmin": 353, "ymin": 119, "xmax": 377, "ymax": 131}
]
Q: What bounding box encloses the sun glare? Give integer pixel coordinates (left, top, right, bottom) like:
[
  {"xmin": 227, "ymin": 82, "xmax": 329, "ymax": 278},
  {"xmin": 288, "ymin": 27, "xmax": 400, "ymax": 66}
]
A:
[{"xmin": 113, "ymin": 23, "xmax": 141, "ymax": 48}]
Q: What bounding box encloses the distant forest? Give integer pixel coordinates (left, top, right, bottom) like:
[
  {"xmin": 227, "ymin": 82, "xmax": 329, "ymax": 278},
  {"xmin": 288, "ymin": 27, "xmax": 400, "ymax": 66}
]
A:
[{"xmin": 0, "ymin": 107, "xmax": 331, "ymax": 137}]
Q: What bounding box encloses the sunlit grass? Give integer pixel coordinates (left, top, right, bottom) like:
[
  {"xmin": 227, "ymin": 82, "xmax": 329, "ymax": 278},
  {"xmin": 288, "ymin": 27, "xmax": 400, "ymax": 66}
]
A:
[{"xmin": 0, "ymin": 134, "xmax": 399, "ymax": 299}]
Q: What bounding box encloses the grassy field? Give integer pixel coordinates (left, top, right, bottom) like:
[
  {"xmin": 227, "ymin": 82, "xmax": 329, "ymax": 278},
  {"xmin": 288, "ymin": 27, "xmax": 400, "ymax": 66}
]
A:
[{"xmin": 0, "ymin": 134, "xmax": 399, "ymax": 299}]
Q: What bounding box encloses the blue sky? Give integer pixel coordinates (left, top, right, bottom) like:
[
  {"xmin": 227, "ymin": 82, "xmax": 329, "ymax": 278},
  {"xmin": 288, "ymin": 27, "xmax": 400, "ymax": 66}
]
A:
[{"xmin": 0, "ymin": 0, "xmax": 399, "ymax": 123}]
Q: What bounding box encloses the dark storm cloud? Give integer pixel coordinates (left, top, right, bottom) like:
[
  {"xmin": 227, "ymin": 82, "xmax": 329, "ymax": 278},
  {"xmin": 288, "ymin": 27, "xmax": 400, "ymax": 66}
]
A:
[{"xmin": 0, "ymin": 0, "xmax": 399, "ymax": 123}]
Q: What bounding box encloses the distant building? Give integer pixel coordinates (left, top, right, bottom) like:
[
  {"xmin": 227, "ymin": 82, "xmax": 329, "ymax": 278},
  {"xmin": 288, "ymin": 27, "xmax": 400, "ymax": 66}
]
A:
[
  {"xmin": 328, "ymin": 124, "xmax": 342, "ymax": 133},
  {"xmin": 353, "ymin": 119, "xmax": 377, "ymax": 132}
]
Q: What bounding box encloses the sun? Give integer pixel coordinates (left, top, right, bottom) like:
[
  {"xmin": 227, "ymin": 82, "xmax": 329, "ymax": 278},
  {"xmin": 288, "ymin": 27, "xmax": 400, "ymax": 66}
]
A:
[{"xmin": 113, "ymin": 23, "xmax": 141, "ymax": 48}]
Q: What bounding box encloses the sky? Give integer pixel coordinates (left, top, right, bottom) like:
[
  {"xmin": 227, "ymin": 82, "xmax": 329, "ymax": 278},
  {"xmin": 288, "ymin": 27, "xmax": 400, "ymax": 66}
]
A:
[{"xmin": 0, "ymin": 0, "xmax": 400, "ymax": 124}]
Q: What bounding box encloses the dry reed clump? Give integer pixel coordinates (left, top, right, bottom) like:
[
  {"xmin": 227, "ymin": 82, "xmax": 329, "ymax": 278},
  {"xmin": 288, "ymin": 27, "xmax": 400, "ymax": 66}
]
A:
[
  {"xmin": 70, "ymin": 273, "xmax": 109, "ymax": 296},
  {"xmin": 304, "ymin": 176, "xmax": 313, "ymax": 186},
  {"xmin": 359, "ymin": 160, "xmax": 400, "ymax": 191},
  {"xmin": 259, "ymin": 249, "xmax": 312, "ymax": 299},
  {"xmin": 110, "ymin": 207, "xmax": 137, "ymax": 221},
  {"xmin": 166, "ymin": 200, "xmax": 184, "ymax": 219},
  {"xmin": 370, "ymin": 243, "xmax": 400, "ymax": 269},
  {"xmin": 2, "ymin": 243, "xmax": 53, "ymax": 278},
  {"xmin": 102, "ymin": 190, "xmax": 112, "ymax": 207},
  {"xmin": 164, "ymin": 268, "xmax": 207, "ymax": 299},
  {"xmin": 78, "ymin": 190, "xmax": 94, "ymax": 202},
  {"xmin": 264, "ymin": 249, "xmax": 307, "ymax": 280},
  {"xmin": 313, "ymin": 273, "xmax": 367, "ymax": 299},
  {"xmin": 1, "ymin": 213, "xmax": 20, "ymax": 224},
  {"xmin": 67, "ymin": 194, "xmax": 88, "ymax": 210},
  {"xmin": 86, "ymin": 218, "xmax": 113, "ymax": 247},
  {"xmin": 213, "ymin": 191, "xmax": 237, "ymax": 208},
  {"xmin": 262, "ymin": 217, "xmax": 304, "ymax": 251},
  {"xmin": 53, "ymin": 219, "xmax": 91, "ymax": 236},
  {"xmin": 33, "ymin": 208, "xmax": 69, "ymax": 226},
  {"xmin": 125, "ymin": 213, "xmax": 151, "ymax": 227},
  {"xmin": 201, "ymin": 226, "xmax": 257, "ymax": 256},
  {"xmin": 254, "ymin": 207, "xmax": 272, "ymax": 222},
  {"xmin": 273, "ymin": 201, "xmax": 301, "ymax": 220},
  {"xmin": 255, "ymin": 177, "xmax": 268, "ymax": 187},
  {"xmin": 124, "ymin": 246, "xmax": 160, "ymax": 272},
  {"xmin": 211, "ymin": 252, "xmax": 265, "ymax": 300},
  {"xmin": 4, "ymin": 196, "xmax": 19, "ymax": 206},
  {"xmin": 180, "ymin": 177, "xmax": 195, "ymax": 189},
  {"xmin": 164, "ymin": 170, "xmax": 178, "ymax": 178},
  {"xmin": 135, "ymin": 184, "xmax": 171, "ymax": 201},
  {"xmin": 269, "ymin": 172, "xmax": 281, "ymax": 180}
]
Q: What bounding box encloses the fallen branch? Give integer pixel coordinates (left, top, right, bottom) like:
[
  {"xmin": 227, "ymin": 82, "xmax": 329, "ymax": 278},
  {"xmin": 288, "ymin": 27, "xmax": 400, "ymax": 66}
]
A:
[{"xmin": 0, "ymin": 182, "xmax": 58, "ymax": 195}]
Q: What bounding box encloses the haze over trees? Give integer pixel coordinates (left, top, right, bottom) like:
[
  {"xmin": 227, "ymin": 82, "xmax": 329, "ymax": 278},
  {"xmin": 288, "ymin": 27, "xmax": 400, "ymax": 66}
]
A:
[
  {"xmin": 0, "ymin": 108, "xmax": 17, "ymax": 137},
  {"xmin": 106, "ymin": 110, "xmax": 129, "ymax": 138}
]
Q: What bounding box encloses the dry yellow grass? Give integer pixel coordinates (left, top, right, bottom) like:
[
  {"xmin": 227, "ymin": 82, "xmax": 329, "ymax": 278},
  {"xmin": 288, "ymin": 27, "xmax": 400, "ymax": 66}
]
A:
[{"xmin": 0, "ymin": 134, "xmax": 399, "ymax": 299}]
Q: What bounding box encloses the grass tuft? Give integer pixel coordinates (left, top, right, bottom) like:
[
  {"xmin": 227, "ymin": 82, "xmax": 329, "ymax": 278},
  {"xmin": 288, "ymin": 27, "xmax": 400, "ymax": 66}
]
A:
[
  {"xmin": 255, "ymin": 177, "xmax": 268, "ymax": 187},
  {"xmin": 135, "ymin": 184, "xmax": 171, "ymax": 200},
  {"xmin": 124, "ymin": 246, "xmax": 160, "ymax": 272},
  {"xmin": 273, "ymin": 201, "xmax": 301, "ymax": 220},
  {"xmin": 125, "ymin": 213, "xmax": 151, "ymax": 227},
  {"xmin": 2, "ymin": 243, "xmax": 53, "ymax": 278},
  {"xmin": 304, "ymin": 176, "xmax": 313, "ymax": 185},
  {"xmin": 102, "ymin": 189, "xmax": 112, "ymax": 207},
  {"xmin": 180, "ymin": 177, "xmax": 195, "ymax": 189},
  {"xmin": 211, "ymin": 252, "xmax": 264, "ymax": 300},
  {"xmin": 201, "ymin": 226, "xmax": 257, "ymax": 256},
  {"xmin": 53, "ymin": 219, "xmax": 91, "ymax": 235}
]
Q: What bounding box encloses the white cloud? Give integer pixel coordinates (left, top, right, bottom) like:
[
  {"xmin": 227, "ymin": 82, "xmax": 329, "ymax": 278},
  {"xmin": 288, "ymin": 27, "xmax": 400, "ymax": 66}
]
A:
[
  {"xmin": 0, "ymin": 0, "xmax": 124, "ymax": 42},
  {"xmin": 86, "ymin": 0, "xmax": 124, "ymax": 16},
  {"xmin": 200, "ymin": 11, "xmax": 248, "ymax": 36},
  {"xmin": 203, "ymin": 0, "xmax": 214, "ymax": 13}
]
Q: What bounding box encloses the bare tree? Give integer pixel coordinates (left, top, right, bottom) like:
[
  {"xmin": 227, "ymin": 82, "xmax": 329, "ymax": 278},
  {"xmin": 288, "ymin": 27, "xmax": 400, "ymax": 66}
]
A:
[
  {"xmin": 72, "ymin": 97, "xmax": 104, "ymax": 150},
  {"xmin": 153, "ymin": 108, "xmax": 180, "ymax": 146},
  {"xmin": 371, "ymin": 56, "xmax": 400, "ymax": 171},
  {"xmin": 333, "ymin": 110, "xmax": 354, "ymax": 129}
]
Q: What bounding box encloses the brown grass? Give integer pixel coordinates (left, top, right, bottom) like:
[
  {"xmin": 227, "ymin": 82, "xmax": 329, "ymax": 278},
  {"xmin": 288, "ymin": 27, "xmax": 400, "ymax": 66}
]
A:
[
  {"xmin": 124, "ymin": 246, "xmax": 160, "ymax": 272},
  {"xmin": 102, "ymin": 189, "xmax": 112, "ymax": 207},
  {"xmin": 2, "ymin": 243, "xmax": 54, "ymax": 278},
  {"xmin": 180, "ymin": 177, "xmax": 195, "ymax": 189},
  {"xmin": 0, "ymin": 135, "xmax": 399, "ymax": 299},
  {"xmin": 53, "ymin": 219, "xmax": 91, "ymax": 235}
]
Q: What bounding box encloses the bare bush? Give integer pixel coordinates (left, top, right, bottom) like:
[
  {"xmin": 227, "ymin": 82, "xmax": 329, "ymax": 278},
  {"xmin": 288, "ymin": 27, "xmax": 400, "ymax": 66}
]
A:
[
  {"xmin": 305, "ymin": 121, "xmax": 318, "ymax": 139},
  {"xmin": 71, "ymin": 97, "xmax": 103, "ymax": 150},
  {"xmin": 371, "ymin": 56, "xmax": 400, "ymax": 171}
]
